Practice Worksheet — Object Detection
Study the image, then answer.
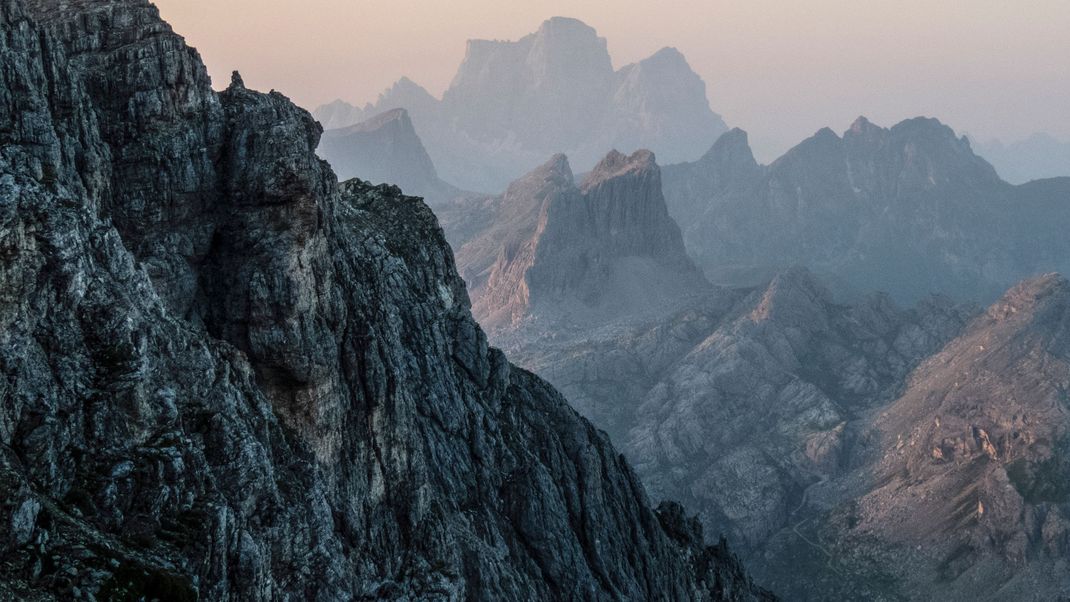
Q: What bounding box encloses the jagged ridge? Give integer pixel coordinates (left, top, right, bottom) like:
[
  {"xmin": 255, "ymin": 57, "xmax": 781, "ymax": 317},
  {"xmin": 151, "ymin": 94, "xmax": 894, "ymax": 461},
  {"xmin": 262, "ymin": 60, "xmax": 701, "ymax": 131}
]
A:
[
  {"xmin": 662, "ymin": 117, "xmax": 1070, "ymax": 302},
  {"xmin": 0, "ymin": 1, "xmax": 770, "ymax": 600}
]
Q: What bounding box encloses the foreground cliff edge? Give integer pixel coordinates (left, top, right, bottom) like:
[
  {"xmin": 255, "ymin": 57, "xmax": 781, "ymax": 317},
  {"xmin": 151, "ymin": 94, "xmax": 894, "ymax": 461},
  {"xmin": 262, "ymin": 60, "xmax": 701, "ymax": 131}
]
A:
[{"xmin": 0, "ymin": 1, "xmax": 772, "ymax": 599}]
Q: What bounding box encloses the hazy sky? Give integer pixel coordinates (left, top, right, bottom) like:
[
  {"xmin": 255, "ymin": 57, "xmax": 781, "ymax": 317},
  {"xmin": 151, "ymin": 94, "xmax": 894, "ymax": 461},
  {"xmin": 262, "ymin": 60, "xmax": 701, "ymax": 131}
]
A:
[{"xmin": 155, "ymin": 0, "xmax": 1069, "ymax": 161}]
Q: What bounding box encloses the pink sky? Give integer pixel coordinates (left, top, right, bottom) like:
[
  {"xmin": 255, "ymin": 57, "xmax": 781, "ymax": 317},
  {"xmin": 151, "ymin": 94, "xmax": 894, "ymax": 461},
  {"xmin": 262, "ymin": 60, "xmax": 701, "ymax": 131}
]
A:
[{"xmin": 154, "ymin": 0, "xmax": 1070, "ymax": 161}]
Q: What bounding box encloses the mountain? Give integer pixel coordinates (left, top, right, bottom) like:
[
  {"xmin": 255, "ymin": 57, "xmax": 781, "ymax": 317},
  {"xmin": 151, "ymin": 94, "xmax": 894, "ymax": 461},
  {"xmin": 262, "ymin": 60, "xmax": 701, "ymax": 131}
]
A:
[
  {"xmin": 317, "ymin": 108, "xmax": 464, "ymax": 205},
  {"xmin": 662, "ymin": 117, "xmax": 1070, "ymax": 303},
  {"xmin": 971, "ymin": 133, "xmax": 1070, "ymax": 184},
  {"xmin": 756, "ymin": 274, "xmax": 1070, "ymax": 600},
  {"xmin": 487, "ymin": 255, "xmax": 1070, "ymax": 598},
  {"xmin": 315, "ymin": 77, "xmax": 440, "ymax": 131},
  {"xmin": 0, "ymin": 1, "xmax": 773, "ymax": 600},
  {"xmin": 314, "ymin": 17, "xmax": 728, "ymax": 192},
  {"xmin": 314, "ymin": 98, "xmax": 365, "ymax": 129},
  {"xmin": 451, "ymin": 149, "xmax": 709, "ymax": 332}
]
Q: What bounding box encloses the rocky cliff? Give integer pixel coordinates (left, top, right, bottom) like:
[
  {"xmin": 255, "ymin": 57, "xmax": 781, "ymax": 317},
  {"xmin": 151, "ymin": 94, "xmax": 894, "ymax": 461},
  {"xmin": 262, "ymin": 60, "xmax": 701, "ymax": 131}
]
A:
[
  {"xmin": 315, "ymin": 18, "xmax": 728, "ymax": 192},
  {"xmin": 0, "ymin": 1, "xmax": 772, "ymax": 600},
  {"xmin": 452, "ymin": 149, "xmax": 709, "ymax": 331},
  {"xmin": 662, "ymin": 117, "xmax": 1070, "ymax": 303},
  {"xmin": 317, "ymin": 108, "xmax": 464, "ymax": 206}
]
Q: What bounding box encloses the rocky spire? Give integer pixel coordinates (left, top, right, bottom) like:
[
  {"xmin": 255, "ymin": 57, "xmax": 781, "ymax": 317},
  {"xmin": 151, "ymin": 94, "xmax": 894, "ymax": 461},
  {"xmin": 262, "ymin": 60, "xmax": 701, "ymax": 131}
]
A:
[{"xmin": 464, "ymin": 149, "xmax": 708, "ymax": 331}]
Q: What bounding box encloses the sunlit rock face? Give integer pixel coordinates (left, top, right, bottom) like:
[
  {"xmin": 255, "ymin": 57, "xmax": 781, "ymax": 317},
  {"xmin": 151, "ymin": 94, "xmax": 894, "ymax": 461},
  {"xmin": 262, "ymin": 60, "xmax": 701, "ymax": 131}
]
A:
[
  {"xmin": 0, "ymin": 1, "xmax": 775, "ymax": 600},
  {"xmin": 451, "ymin": 149, "xmax": 709, "ymax": 332},
  {"xmin": 315, "ymin": 17, "xmax": 728, "ymax": 192}
]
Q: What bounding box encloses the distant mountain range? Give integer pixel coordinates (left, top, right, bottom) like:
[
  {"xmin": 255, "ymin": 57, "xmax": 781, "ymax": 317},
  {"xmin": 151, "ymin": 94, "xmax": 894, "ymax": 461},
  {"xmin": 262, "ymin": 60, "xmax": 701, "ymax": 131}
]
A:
[
  {"xmin": 448, "ymin": 140, "xmax": 1070, "ymax": 598},
  {"xmin": 661, "ymin": 117, "xmax": 1070, "ymax": 303},
  {"xmin": 314, "ymin": 17, "xmax": 727, "ymax": 192},
  {"xmin": 317, "ymin": 108, "xmax": 465, "ymax": 205},
  {"xmin": 970, "ymin": 133, "xmax": 1070, "ymax": 184}
]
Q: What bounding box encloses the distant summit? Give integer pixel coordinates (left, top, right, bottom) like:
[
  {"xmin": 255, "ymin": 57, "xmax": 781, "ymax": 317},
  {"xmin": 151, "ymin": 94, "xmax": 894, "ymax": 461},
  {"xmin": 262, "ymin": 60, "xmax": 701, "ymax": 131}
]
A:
[
  {"xmin": 662, "ymin": 116, "xmax": 1070, "ymax": 302},
  {"xmin": 971, "ymin": 132, "xmax": 1070, "ymax": 184},
  {"xmin": 317, "ymin": 108, "xmax": 463, "ymax": 205},
  {"xmin": 314, "ymin": 17, "xmax": 728, "ymax": 192}
]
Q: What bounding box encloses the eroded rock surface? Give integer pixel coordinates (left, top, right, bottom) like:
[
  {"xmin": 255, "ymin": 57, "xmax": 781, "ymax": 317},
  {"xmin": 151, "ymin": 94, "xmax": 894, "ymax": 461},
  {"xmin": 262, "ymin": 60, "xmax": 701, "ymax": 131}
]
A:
[
  {"xmin": 0, "ymin": 1, "xmax": 771, "ymax": 600},
  {"xmin": 453, "ymin": 149, "xmax": 709, "ymax": 331}
]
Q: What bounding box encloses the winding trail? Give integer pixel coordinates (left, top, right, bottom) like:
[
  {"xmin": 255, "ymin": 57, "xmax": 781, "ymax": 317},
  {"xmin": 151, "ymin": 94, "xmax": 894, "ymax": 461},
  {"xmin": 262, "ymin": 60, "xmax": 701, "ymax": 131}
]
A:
[{"xmin": 788, "ymin": 475, "xmax": 844, "ymax": 576}]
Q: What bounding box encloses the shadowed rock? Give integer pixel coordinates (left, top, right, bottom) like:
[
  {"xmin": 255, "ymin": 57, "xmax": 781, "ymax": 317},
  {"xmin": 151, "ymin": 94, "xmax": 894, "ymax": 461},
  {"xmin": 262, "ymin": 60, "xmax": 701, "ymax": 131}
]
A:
[{"xmin": 0, "ymin": 1, "xmax": 772, "ymax": 600}]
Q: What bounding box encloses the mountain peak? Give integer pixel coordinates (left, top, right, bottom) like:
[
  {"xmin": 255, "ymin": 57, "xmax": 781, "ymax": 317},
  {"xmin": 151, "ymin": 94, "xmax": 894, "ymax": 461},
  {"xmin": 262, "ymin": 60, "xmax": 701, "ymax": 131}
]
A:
[
  {"xmin": 645, "ymin": 46, "xmax": 688, "ymax": 65},
  {"xmin": 495, "ymin": 153, "xmax": 576, "ymax": 213},
  {"xmin": 317, "ymin": 108, "xmax": 454, "ymax": 202},
  {"xmin": 749, "ymin": 266, "xmax": 833, "ymax": 324},
  {"xmin": 847, "ymin": 115, "xmax": 883, "ymax": 137},
  {"xmin": 582, "ymin": 149, "xmax": 657, "ymax": 189},
  {"xmin": 516, "ymin": 153, "xmax": 575, "ymax": 191},
  {"xmin": 464, "ymin": 149, "xmax": 706, "ymax": 329},
  {"xmin": 536, "ymin": 16, "xmax": 598, "ymax": 36},
  {"xmin": 339, "ymin": 107, "xmax": 409, "ymax": 134},
  {"xmin": 698, "ymin": 128, "xmax": 758, "ymax": 167}
]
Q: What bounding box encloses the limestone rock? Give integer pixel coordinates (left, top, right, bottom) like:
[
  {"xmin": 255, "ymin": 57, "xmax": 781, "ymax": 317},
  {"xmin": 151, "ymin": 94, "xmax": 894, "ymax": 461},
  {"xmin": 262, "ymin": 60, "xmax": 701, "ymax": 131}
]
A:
[{"xmin": 0, "ymin": 1, "xmax": 772, "ymax": 600}]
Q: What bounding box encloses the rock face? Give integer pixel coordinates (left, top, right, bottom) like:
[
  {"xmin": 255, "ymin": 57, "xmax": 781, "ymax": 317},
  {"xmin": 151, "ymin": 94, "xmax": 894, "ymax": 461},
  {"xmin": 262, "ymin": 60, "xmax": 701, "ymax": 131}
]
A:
[
  {"xmin": 661, "ymin": 117, "xmax": 1070, "ymax": 303},
  {"xmin": 317, "ymin": 108, "xmax": 464, "ymax": 205},
  {"xmin": 627, "ymin": 268, "xmax": 973, "ymax": 555},
  {"xmin": 496, "ymin": 264, "xmax": 1070, "ymax": 599},
  {"xmin": 452, "ymin": 149, "xmax": 708, "ymax": 331},
  {"xmin": 752, "ymin": 274, "xmax": 1070, "ymax": 600},
  {"xmin": 314, "ymin": 17, "xmax": 728, "ymax": 192},
  {"xmin": 826, "ymin": 274, "xmax": 1070, "ymax": 599},
  {"xmin": 0, "ymin": 1, "xmax": 774, "ymax": 600}
]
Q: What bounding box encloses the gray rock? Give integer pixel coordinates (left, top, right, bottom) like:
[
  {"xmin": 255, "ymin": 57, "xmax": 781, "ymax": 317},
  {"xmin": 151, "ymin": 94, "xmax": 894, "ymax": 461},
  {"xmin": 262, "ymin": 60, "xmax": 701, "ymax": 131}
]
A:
[
  {"xmin": 0, "ymin": 1, "xmax": 772, "ymax": 600},
  {"xmin": 662, "ymin": 118, "xmax": 1070, "ymax": 303},
  {"xmin": 317, "ymin": 108, "xmax": 466, "ymax": 206},
  {"xmin": 455, "ymin": 149, "xmax": 710, "ymax": 332}
]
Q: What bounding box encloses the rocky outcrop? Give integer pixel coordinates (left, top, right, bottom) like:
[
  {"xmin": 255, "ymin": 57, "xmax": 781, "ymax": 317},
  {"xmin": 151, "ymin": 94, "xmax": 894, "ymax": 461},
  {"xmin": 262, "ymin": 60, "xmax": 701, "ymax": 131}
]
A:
[
  {"xmin": 0, "ymin": 1, "xmax": 773, "ymax": 600},
  {"xmin": 662, "ymin": 117, "xmax": 1070, "ymax": 302},
  {"xmin": 454, "ymin": 149, "xmax": 709, "ymax": 331},
  {"xmin": 317, "ymin": 108, "xmax": 464, "ymax": 205},
  {"xmin": 315, "ymin": 17, "xmax": 728, "ymax": 192}
]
